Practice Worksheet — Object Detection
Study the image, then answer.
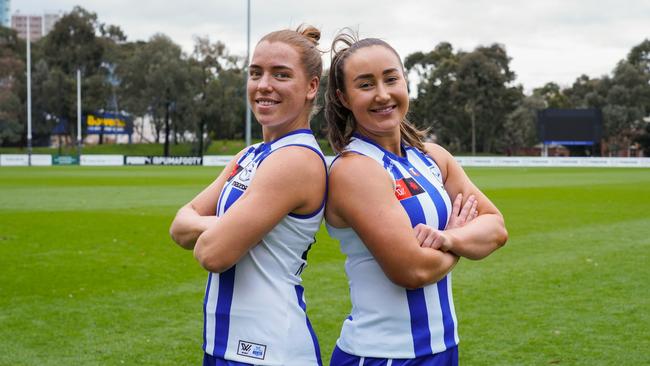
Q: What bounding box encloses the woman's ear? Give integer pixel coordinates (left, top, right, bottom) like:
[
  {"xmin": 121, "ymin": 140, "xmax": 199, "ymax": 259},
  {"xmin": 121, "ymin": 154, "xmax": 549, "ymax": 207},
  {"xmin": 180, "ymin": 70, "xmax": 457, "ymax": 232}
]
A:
[
  {"xmin": 306, "ymin": 76, "xmax": 319, "ymax": 102},
  {"xmin": 336, "ymin": 89, "xmax": 350, "ymax": 109}
]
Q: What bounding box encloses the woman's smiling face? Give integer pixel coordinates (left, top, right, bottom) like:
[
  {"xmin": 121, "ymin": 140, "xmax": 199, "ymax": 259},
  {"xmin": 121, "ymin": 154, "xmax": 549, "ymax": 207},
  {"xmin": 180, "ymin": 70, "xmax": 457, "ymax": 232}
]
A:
[
  {"xmin": 338, "ymin": 45, "xmax": 409, "ymax": 138},
  {"xmin": 247, "ymin": 40, "xmax": 318, "ymax": 132}
]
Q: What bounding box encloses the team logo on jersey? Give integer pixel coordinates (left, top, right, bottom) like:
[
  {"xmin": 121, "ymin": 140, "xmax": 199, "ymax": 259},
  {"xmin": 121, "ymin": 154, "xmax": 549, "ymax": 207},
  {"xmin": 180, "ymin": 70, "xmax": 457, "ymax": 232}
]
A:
[
  {"xmin": 395, "ymin": 177, "xmax": 425, "ymax": 200},
  {"xmin": 237, "ymin": 340, "xmax": 266, "ymax": 360},
  {"xmin": 238, "ymin": 161, "xmax": 255, "ymax": 182},
  {"xmin": 429, "ymin": 166, "xmax": 444, "ymax": 186}
]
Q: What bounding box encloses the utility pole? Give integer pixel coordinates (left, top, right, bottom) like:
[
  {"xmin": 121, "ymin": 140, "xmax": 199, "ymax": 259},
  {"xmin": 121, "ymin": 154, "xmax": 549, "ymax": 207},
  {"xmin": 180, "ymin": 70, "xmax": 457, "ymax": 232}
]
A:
[
  {"xmin": 244, "ymin": 0, "xmax": 251, "ymax": 146},
  {"xmin": 26, "ymin": 17, "xmax": 32, "ymax": 166},
  {"xmin": 77, "ymin": 68, "xmax": 82, "ymax": 158}
]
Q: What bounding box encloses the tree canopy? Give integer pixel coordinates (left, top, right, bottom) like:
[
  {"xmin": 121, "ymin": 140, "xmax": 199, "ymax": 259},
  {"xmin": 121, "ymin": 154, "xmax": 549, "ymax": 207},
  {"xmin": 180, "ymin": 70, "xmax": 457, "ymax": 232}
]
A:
[{"xmin": 0, "ymin": 6, "xmax": 648, "ymax": 156}]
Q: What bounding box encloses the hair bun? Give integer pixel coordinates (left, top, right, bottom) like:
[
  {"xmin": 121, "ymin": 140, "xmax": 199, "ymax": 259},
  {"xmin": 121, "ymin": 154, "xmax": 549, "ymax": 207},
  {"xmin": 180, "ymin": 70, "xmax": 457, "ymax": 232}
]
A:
[{"xmin": 297, "ymin": 24, "xmax": 320, "ymax": 46}]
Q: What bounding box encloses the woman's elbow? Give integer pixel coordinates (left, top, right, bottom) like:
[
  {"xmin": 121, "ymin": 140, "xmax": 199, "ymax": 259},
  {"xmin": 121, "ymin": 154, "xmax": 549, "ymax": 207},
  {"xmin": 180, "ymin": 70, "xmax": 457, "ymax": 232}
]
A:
[
  {"xmin": 193, "ymin": 239, "xmax": 233, "ymax": 273},
  {"xmin": 487, "ymin": 213, "xmax": 508, "ymax": 249},
  {"xmin": 169, "ymin": 223, "xmax": 194, "ymax": 250},
  {"xmin": 390, "ymin": 268, "xmax": 443, "ymax": 290},
  {"xmin": 498, "ymin": 226, "xmax": 508, "ymax": 247},
  {"xmin": 496, "ymin": 216, "xmax": 508, "ymax": 248}
]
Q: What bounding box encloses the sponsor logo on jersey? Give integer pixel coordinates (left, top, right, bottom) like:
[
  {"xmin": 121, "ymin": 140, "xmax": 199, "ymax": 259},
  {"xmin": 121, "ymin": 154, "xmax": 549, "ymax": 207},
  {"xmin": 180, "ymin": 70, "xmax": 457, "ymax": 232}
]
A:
[
  {"xmin": 395, "ymin": 177, "xmax": 425, "ymax": 200},
  {"xmin": 237, "ymin": 340, "xmax": 266, "ymax": 360},
  {"xmin": 232, "ymin": 181, "xmax": 248, "ymax": 191}
]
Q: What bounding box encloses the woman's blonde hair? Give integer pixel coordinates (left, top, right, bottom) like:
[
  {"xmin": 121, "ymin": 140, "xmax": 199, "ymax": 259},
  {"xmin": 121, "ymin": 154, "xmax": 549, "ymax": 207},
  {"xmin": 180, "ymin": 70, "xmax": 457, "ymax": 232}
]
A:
[{"xmin": 258, "ymin": 25, "xmax": 323, "ymax": 119}]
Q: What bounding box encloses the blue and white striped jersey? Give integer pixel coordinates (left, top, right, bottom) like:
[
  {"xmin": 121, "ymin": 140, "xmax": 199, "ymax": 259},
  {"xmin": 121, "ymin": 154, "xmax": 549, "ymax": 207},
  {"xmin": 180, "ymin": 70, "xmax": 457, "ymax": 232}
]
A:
[
  {"xmin": 327, "ymin": 134, "xmax": 458, "ymax": 359},
  {"xmin": 203, "ymin": 129, "xmax": 325, "ymax": 365}
]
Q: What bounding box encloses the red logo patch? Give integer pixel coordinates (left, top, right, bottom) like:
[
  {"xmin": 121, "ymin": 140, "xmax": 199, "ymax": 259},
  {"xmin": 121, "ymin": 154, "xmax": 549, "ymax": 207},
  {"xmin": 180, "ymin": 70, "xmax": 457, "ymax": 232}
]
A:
[
  {"xmin": 227, "ymin": 164, "xmax": 243, "ymax": 181},
  {"xmin": 395, "ymin": 177, "xmax": 424, "ymax": 200}
]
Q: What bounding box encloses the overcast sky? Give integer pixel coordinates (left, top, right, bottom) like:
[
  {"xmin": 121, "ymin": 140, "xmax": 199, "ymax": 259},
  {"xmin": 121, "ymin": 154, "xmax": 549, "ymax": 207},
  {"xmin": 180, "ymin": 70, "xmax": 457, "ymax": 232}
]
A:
[{"xmin": 13, "ymin": 0, "xmax": 650, "ymax": 92}]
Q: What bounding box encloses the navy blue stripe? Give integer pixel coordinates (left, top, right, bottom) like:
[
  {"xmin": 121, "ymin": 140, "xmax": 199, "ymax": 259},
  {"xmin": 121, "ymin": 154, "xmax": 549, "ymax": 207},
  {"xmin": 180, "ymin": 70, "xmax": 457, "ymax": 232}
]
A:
[
  {"xmin": 295, "ymin": 285, "xmax": 323, "ymax": 366},
  {"xmin": 362, "ymin": 357, "xmax": 389, "ymax": 366},
  {"xmin": 215, "ymin": 180, "xmax": 229, "ymax": 216},
  {"xmin": 217, "ymin": 149, "xmax": 254, "ymax": 216},
  {"xmin": 410, "ymin": 148, "xmax": 445, "ymax": 183},
  {"xmin": 330, "ymin": 345, "xmax": 363, "ymax": 366},
  {"xmin": 401, "ymin": 197, "xmax": 427, "ymax": 228},
  {"xmin": 384, "ymin": 155, "xmax": 426, "ymax": 228},
  {"xmin": 406, "ymin": 288, "xmax": 433, "ymax": 357},
  {"xmin": 223, "ymin": 187, "xmax": 244, "ymax": 213},
  {"xmin": 237, "ymin": 147, "xmax": 255, "ymax": 164},
  {"xmin": 352, "ymin": 133, "xmax": 408, "ymax": 163},
  {"xmin": 330, "ymin": 346, "xmax": 388, "ymax": 366},
  {"xmin": 397, "ymin": 162, "xmax": 447, "ymax": 230},
  {"xmin": 203, "ymin": 352, "xmax": 254, "ymax": 366},
  {"xmin": 202, "ymin": 273, "xmax": 213, "ymax": 351},
  {"xmin": 391, "ymin": 345, "xmax": 459, "ymax": 366},
  {"xmin": 399, "ymin": 159, "xmax": 455, "ymax": 347},
  {"xmin": 213, "ymin": 266, "xmax": 236, "ymax": 358},
  {"xmin": 288, "ymin": 209, "xmax": 323, "ymax": 219},
  {"xmin": 383, "ymin": 155, "xmax": 403, "ymax": 179},
  {"xmin": 437, "ymin": 276, "xmax": 456, "ymax": 349},
  {"xmin": 268, "ymin": 128, "xmax": 314, "ymax": 145},
  {"xmin": 329, "ymin": 153, "xmax": 343, "ymax": 168},
  {"xmin": 254, "ymin": 144, "xmax": 272, "ymax": 163},
  {"xmin": 411, "ymin": 148, "xmax": 434, "ymax": 168},
  {"xmin": 331, "ymin": 345, "xmax": 459, "ymax": 366}
]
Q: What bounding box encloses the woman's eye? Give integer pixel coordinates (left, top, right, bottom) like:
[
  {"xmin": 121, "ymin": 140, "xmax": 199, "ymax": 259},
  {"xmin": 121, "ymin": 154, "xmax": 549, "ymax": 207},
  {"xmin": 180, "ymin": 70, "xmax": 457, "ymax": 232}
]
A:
[{"xmin": 274, "ymin": 72, "xmax": 290, "ymax": 79}]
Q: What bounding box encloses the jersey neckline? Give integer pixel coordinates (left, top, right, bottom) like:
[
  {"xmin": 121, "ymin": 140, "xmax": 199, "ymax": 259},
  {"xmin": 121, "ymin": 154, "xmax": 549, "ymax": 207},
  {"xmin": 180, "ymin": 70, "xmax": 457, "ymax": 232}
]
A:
[{"xmin": 352, "ymin": 133, "xmax": 409, "ymax": 163}]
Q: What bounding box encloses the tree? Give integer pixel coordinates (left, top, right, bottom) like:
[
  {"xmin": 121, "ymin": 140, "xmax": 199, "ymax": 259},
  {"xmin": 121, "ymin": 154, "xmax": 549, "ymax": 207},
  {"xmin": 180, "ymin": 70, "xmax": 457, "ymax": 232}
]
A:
[
  {"xmin": 627, "ymin": 39, "xmax": 650, "ymax": 75},
  {"xmin": 37, "ymin": 6, "xmax": 115, "ymax": 145},
  {"xmin": 635, "ymin": 121, "xmax": 650, "ymax": 154},
  {"xmin": 500, "ymin": 94, "xmax": 546, "ymax": 154},
  {"xmin": 118, "ymin": 34, "xmax": 191, "ymax": 155},
  {"xmin": 0, "ymin": 26, "xmax": 25, "ymax": 145},
  {"xmin": 204, "ymin": 67, "xmax": 246, "ymax": 140},
  {"xmin": 564, "ymin": 74, "xmax": 608, "ymax": 109},
  {"xmin": 187, "ymin": 36, "xmax": 245, "ymax": 154},
  {"xmin": 533, "ymin": 82, "xmax": 570, "ymax": 109},
  {"xmin": 406, "ymin": 42, "xmax": 522, "ymax": 153}
]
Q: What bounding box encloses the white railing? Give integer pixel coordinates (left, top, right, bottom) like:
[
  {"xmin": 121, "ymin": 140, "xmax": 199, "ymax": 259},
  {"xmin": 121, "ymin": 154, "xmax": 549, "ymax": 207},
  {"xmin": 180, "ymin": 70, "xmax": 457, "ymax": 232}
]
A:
[{"xmin": 2, "ymin": 154, "xmax": 650, "ymax": 168}]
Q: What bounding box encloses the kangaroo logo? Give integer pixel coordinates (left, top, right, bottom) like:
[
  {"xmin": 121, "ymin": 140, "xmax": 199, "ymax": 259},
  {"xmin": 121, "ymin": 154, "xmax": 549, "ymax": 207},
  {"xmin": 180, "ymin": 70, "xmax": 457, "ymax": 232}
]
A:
[{"xmin": 239, "ymin": 161, "xmax": 255, "ymax": 182}]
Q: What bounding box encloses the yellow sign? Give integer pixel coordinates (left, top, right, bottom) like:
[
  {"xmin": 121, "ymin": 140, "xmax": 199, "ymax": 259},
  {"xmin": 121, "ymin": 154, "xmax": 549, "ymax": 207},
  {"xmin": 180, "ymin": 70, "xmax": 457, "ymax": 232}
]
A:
[
  {"xmin": 87, "ymin": 115, "xmax": 126, "ymax": 128},
  {"xmin": 86, "ymin": 114, "xmax": 130, "ymax": 134}
]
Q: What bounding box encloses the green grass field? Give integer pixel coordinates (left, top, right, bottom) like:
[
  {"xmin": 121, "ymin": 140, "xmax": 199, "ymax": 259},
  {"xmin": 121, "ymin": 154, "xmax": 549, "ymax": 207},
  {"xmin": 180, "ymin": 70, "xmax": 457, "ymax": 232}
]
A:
[{"xmin": 1, "ymin": 166, "xmax": 649, "ymax": 365}]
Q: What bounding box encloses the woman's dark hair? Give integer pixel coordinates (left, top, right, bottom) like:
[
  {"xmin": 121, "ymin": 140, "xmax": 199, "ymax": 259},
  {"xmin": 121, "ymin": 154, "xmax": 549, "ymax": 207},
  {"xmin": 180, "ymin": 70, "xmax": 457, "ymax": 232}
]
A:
[{"xmin": 325, "ymin": 29, "xmax": 427, "ymax": 153}]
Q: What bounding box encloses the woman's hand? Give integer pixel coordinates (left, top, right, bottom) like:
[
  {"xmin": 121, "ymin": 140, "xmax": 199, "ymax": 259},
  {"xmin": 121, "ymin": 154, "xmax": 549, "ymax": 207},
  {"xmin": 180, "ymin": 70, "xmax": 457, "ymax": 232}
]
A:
[
  {"xmin": 446, "ymin": 193, "xmax": 478, "ymax": 230},
  {"xmin": 414, "ymin": 193, "xmax": 477, "ymax": 251},
  {"xmin": 414, "ymin": 224, "xmax": 451, "ymax": 251}
]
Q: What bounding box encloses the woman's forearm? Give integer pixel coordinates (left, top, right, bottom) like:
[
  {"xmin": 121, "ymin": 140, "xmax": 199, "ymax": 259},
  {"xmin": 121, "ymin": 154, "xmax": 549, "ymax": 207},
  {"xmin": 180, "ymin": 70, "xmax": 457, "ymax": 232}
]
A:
[
  {"xmin": 445, "ymin": 214, "xmax": 508, "ymax": 260},
  {"xmin": 169, "ymin": 206, "xmax": 217, "ymax": 250}
]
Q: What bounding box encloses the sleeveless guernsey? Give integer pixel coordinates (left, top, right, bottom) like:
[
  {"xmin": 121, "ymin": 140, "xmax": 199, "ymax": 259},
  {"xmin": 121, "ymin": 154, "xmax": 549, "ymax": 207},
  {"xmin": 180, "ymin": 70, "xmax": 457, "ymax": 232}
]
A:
[
  {"xmin": 327, "ymin": 134, "xmax": 457, "ymax": 359},
  {"xmin": 203, "ymin": 129, "xmax": 325, "ymax": 365}
]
